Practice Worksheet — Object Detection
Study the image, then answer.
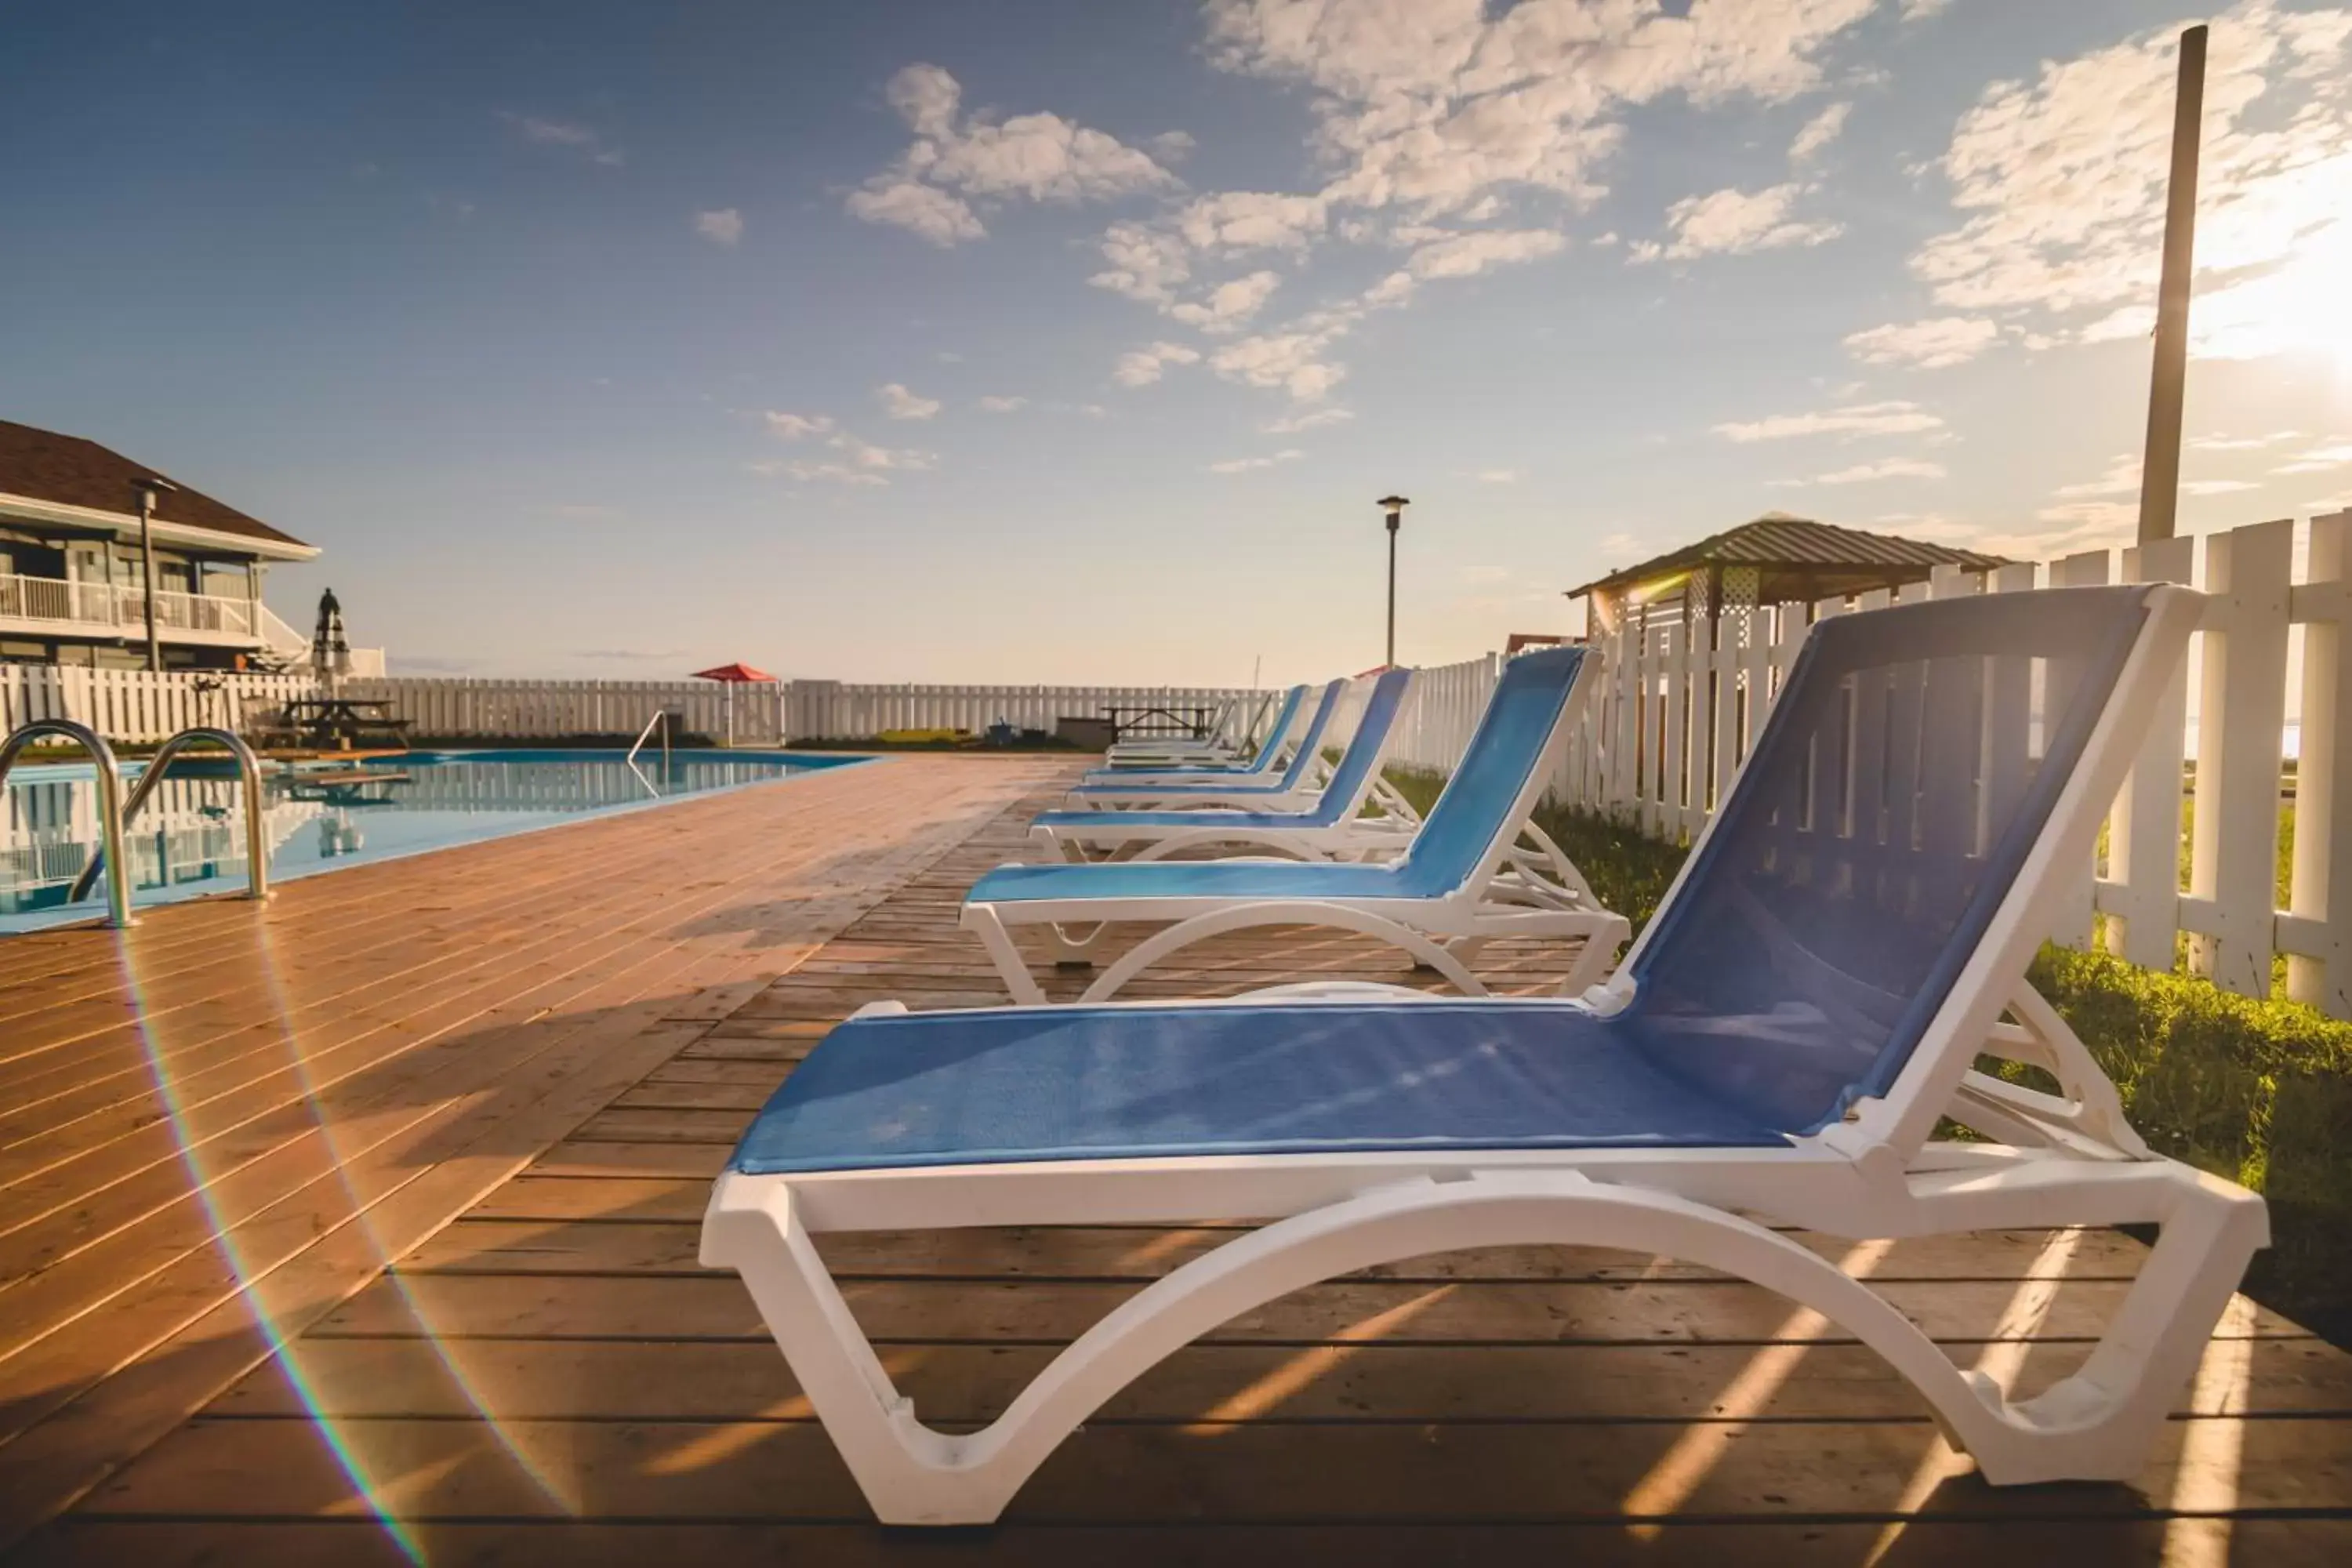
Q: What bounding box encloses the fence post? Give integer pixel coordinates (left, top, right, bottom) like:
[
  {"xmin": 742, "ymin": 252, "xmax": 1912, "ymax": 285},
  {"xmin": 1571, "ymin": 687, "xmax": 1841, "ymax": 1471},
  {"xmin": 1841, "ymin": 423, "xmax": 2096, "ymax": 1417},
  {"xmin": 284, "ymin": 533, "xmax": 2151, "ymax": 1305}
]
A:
[
  {"xmin": 2108, "ymin": 535, "xmax": 2197, "ymax": 971},
  {"xmin": 2290, "ymin": 510, "xmax": 2351, "ymax": 1015},
  {"xmin": 2046, "ymin": 550, "xmax": 2114, "ymax": 949},
  {"xmin": 2188, "ymin": 518, "xmax": 2293, "ymax": 997}
]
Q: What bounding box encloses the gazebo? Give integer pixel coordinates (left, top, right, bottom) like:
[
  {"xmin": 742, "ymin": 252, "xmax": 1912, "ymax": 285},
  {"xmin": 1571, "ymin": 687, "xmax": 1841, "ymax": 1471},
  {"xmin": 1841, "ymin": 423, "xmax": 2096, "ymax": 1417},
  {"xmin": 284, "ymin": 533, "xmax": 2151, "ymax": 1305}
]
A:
[{"xmin": 1565, "ymin": 514, "xmax": 2009, "ymax": 639}]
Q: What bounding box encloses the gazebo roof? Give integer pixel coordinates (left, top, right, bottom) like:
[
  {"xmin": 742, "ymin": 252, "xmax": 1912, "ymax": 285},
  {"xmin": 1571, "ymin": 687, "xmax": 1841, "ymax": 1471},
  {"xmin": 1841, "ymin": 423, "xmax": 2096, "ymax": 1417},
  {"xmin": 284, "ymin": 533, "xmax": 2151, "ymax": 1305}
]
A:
[{"xmin": 1566, "ymin": 514, "xmax": 2009, "ymax": 602}]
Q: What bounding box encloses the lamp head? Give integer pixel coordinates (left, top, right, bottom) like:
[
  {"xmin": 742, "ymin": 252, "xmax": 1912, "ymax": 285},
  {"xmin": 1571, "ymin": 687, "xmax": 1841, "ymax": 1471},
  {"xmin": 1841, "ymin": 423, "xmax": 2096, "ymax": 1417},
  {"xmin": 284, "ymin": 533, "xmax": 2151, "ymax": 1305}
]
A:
[
  {"xmin": 131, "ymin": 475, "xmax": 179, "ymax": 512},
  {"xmin": 1377, "ymin": 494, "xmax": 1409, "ymax": 530}
]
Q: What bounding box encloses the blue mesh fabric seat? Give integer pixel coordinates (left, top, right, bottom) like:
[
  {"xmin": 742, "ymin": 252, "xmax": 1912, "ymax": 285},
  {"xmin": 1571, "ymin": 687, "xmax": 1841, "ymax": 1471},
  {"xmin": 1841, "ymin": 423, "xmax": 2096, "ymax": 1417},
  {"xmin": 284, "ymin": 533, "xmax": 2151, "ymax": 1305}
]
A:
[
  {"xmin": 1068, "ymin": 680, "xmax": 1345, "ymax": 800},
  {"xmin": 1041, "ymin": 668, "xmax": 1411, "ymax": 836},
  {"xmin": 1086, "ymin": 686, "xmax": 1307, "ymax": 779},
  {"xmin": 735, "ymin": 590, "xmax": 2154, "ymax": 1174}
]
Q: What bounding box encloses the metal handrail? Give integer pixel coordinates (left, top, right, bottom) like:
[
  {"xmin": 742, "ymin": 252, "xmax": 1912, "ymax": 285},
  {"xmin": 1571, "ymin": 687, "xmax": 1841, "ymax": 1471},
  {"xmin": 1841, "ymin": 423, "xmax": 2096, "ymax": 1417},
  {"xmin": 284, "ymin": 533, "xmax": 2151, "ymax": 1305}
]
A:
[
  {"xmin": 626, "ymin": 708, "xmax": 673, "ymax": 772},
  {"xmin": 0, "ymin": 720, "xmax": 136, "ymax": 927},
  {"xmin": 67, "ymin": 728, "xmax": 271, "ymax": 908}
]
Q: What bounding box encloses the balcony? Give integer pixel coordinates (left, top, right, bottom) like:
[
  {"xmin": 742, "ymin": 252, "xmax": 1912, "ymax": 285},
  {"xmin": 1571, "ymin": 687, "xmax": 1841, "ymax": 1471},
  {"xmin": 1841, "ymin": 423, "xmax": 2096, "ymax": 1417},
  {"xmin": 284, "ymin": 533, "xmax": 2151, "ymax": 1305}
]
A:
[{"xmin": 0, "ymin": 572, "xmax": 263, "ymax": 645}]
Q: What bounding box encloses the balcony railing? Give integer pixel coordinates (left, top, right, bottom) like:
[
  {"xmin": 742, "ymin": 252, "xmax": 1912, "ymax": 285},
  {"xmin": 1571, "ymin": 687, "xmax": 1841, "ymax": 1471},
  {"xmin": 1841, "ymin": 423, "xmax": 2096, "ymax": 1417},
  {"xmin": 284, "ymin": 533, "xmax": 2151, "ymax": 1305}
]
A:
[{"xmin": 0, "ymin": 573, "xmax": 260, "ymax": 640}]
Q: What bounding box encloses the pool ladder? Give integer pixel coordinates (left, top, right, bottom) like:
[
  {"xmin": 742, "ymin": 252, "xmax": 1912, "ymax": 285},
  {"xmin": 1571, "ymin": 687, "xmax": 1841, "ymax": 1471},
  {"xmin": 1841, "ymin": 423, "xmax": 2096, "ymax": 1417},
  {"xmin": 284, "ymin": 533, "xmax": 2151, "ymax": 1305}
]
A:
[{"xmin": 1, "ymin": 721, "xmax": 272, "ymax": 929}]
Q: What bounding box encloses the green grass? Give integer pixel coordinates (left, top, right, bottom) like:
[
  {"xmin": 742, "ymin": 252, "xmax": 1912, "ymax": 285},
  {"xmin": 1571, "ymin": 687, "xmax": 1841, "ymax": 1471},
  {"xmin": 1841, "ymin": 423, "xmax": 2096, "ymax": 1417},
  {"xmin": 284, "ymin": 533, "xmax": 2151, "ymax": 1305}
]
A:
[{"xmin": 1383, "ymin": 764, "xmax": 2352, "ymax": 1346}]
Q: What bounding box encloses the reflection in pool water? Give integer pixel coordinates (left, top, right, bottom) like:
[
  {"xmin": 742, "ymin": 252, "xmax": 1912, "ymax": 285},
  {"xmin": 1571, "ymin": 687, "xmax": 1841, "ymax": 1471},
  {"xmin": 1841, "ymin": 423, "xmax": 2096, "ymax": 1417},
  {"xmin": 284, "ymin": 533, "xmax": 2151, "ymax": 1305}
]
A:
[{"xmin": 2, "ymin": 748, "xmax": 858, "ymax": 932}]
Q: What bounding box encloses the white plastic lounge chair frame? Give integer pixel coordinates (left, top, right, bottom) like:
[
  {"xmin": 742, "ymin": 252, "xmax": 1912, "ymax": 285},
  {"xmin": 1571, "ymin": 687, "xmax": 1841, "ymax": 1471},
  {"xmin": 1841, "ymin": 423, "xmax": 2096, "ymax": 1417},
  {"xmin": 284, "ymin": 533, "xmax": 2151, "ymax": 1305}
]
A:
[
  {"xmin": 702, "ymin": 584, "xmax": 2265, "ymax": 1526},
  {"xmin": 1035, "ymin": 670, "xmax": 1423, "ymax": 866},
  {"xmin": 968, "ymin": 651, "xmax": 1624, "ymax": 1004}
]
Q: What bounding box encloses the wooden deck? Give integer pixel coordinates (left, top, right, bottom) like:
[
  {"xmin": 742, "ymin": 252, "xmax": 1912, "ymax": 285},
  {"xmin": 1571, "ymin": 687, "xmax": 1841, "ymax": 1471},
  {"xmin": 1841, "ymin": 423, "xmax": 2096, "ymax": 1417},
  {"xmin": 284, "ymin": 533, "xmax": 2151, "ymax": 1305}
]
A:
[{"xmin": 2, "ymin": 755, "xmax": 2348, "ymax": 1564}]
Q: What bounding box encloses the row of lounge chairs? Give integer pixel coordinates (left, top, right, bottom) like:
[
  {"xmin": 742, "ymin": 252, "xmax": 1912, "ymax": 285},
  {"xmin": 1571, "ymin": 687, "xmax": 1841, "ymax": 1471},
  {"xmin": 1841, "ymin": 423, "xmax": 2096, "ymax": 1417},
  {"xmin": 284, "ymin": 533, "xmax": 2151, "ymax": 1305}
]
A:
[{"xmin": 700, "ymin": 585, "xmax": 2267, "ymax": 1526}]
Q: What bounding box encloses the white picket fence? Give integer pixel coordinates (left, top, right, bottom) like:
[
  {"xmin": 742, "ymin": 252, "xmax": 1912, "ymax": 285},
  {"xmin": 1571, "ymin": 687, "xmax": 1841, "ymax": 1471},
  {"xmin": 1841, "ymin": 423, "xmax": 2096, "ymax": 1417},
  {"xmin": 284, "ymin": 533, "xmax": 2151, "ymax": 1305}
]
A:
[
  {"xmin": 0, "ymin": 666, "xmax": 320, "ymax": 744},
  {"xmin": 3, "ymin": 666, "xmax": 1266, "ymax": 750},
  {"xmin": 784, "ymin": 682, "xmax": 1257, "ymax": 745},
  {"xmin": 1388, "ymin": 512, "xmax": 2349, "ymax": 1018},
  {"xmin": 338, "ymin": 678, "xmax": 777, "ymax": 744}
]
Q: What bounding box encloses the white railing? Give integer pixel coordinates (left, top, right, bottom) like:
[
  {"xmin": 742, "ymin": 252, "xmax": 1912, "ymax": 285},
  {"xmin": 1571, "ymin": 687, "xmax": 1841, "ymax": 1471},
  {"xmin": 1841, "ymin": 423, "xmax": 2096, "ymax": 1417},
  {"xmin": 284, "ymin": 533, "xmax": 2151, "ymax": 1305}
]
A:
[
  {"xmin": 1386, "ymin": 511, "xmax": 2350, "ymax": 1020},
  {"xmin": 0, "ymin": 573, "xmax": 260, "ymax": 640}
]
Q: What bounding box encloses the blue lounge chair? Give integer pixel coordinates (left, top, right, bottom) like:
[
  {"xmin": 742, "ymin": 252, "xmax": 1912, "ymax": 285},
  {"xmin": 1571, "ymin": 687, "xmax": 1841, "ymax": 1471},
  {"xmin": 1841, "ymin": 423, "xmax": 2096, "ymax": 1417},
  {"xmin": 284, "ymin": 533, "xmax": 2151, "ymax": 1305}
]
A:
[
  {"xmin": 702, "ymin": 584, "xmax": 2261, "ymax": 1525},
  {"xmin": 968, "ymin": 646, "xmax": 1622, "ymax": 1003},
  {"xmin": 1035, "ymin": 666, "xmax": 1421, "ymax": 865}
]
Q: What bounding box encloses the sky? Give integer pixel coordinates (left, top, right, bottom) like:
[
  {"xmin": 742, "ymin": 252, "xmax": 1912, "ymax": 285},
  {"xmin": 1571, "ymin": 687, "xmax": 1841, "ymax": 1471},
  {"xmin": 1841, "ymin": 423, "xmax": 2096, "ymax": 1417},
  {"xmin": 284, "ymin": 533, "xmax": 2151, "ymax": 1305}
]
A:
[{"xmin": 3, "ymin": 0, "xmax": 2350, "ymax": 684}]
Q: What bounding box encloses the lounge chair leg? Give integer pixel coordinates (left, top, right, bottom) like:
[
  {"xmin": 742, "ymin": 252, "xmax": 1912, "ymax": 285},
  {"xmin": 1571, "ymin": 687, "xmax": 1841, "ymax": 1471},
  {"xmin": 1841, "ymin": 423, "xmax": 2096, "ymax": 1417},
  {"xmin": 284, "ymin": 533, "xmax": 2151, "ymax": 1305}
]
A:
[{"xmin": 961, "ymin": 906, "xmax": 1047, "ymax": 1006}]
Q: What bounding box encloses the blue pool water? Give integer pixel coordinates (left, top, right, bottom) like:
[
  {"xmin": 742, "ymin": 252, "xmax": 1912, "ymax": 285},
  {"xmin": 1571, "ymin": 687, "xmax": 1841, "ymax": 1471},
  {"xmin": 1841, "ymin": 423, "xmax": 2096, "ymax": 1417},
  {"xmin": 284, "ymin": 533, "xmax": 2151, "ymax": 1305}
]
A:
[{"xmin": 1, "ymin": 749, "xmax": 862, "ymax": 934}]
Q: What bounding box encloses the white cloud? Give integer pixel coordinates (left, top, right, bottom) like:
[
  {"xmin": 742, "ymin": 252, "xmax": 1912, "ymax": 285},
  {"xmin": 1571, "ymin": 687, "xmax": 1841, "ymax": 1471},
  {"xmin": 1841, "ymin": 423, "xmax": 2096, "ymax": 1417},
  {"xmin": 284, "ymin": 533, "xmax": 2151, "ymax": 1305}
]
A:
[
  {"xmin": 1204, "ymin": 0, "xmax": 1878, "ymax": 220},
  {"xmin": 1262, "ymin": 406, "xmax": 1355, "ymax": 434},
  {"xmin": 694, "ymin": 208, "xmax": 744, "ymax": 245},
  {"xmin": 1149, "ymin": 130, "xmax": 1197, "ymax": 164},
  {"xmin": 1909, "ymin": 2, "xmax": 2352, "ymax": 360},
  {"xmin": 845, "ymin": 180, "xmax": 985, "ymax": 245},
  {"xmin": 1112, "ymin": 340, "xmax": 1203, "ymax": 388},
  {"xmin": 1790, "ymin": 101, "xmax": 1852, "ymax": 162},
  {"xmin": 977, "ymin": 394, "xmax": 1029, "ymax": 412},
  {"xmin": 1091, "ymin": 194, "xmax": 1328, "ymax": 317},
  {"xmin": 1076, "ymin": 0, "xmax": 1877, "ymax": 405},
  {"xmin": 1715, "ymin": 401, "xmax": 1947, "ymax": 443},
  {"xmin": 1209, "ymin": 448, "xmax": 1305, "ymax": 474},
  {"xmin": 2184, "ymin": 478, "xmax": 2261, "ymax": 495},
  {"xmin": 1842, "ymin": 316, "xmax": 1999, "ymax": 370},
  {"xmin": 1783, "ymin": 457, "xmax": 1950, "ymax": 485},
  {"xmin": 848, "ymin": 64, "xmax": 1176, "ymax": 245},
  {"xmin": 761, "ymin": 408, "xmax": 935, "ymax": 484},
  {"xmin": 1473, "ymin": 468, "xmax": 1521, "ymax": 484},
  {"xmin": 877, "ymin": 383, "xmax": 942, "ymax": 420},
  {"xmin": 2053, "ymin": 452, "xmax": 2141, "ymax": 499},
  {"xmin": 2275, "ymin": 442, "xmax": 2352, "ymax": 474},
  {"xmin": 2190, "ymin": 430, "xmax": 2302, "ymax": 450},
  {"xmin": 1901, "ymin": 0, "xmax": 1955, "ymax": 20},
  {"xmin": 1406, "ymin": 227, "xmax": 1567, "ymax": 278},
  {"xmin": 501, "ymin": 112, "xmax": 624, "ymax": 165},
  {"xmin": 1635, "ymin": 183, "xmax": 1842, "ymax": 262},
  {"xmin": 1210, "ymin": 331, "xmax": 1346, "ymax": 402},
  {"xmin": 764, "ymin": 412, "xmax": 837, "ymax": 441},
  {"xmin": 1168, "ymin": 269, "xmax": 1283, "ymax": 332},
  {"xmin": 779, "ymin": 463, "xmax": 887, "ymax": 488},
  {"xmin": 1598, "ymin": 531, "xmax": 1646, "ymax": 562}
]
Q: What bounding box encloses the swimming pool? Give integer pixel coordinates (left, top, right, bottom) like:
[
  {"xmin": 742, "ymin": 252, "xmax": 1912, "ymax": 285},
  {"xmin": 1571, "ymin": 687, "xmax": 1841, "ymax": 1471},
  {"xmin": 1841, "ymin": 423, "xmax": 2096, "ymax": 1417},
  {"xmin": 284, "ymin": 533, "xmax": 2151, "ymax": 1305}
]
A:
[{"xmin": 1, "ymin": 748, "xmax": 864, "ymax": 935}]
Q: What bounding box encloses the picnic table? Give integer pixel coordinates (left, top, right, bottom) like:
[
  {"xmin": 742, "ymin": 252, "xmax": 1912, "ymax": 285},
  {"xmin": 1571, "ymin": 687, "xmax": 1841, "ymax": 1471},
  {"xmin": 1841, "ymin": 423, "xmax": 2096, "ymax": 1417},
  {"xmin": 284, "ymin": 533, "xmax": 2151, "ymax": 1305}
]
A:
[
  {"xmin": 1100, "ymin": 702, "xmax": 1218, "ymax": 743},
  {"xmin": 276, "ymin": 696, "xmax": 412, "ymax": 751}
]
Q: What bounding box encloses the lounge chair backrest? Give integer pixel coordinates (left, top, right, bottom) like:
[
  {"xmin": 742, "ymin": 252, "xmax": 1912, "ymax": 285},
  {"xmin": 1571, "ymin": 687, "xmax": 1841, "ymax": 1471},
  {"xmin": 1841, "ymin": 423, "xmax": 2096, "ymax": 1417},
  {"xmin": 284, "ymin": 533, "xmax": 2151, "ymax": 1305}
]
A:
[
  {"xmin": 1294, "ymin": 667, "xmax": 1413, "ymax": 826},
  {"xmin": 1269, "ymin": 679, "xmax": 1348, "ymax": 790},
  {"xmin": 1238, "ymin": 684, "xmax": 1308, "ymax": 774},
  {"xmin": 1619, "ymin": 586, "xmax": 2172, "ymax": 1140},
  {"xmin": 1392, "ymin": 645, "xmax": 1588, "ymax": 897}
]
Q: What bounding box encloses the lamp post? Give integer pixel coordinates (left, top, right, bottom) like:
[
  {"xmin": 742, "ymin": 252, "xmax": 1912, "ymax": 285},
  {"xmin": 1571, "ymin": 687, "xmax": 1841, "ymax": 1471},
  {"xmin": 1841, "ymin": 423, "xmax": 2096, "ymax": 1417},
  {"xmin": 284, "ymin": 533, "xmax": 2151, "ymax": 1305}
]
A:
[
  {"xmin": 1377, "ymin": 495, "xmax": 1409, "ymax": 667},
  {"xmin": 131, "ymin": 477, "xmax": 177, "ymax": 673}
]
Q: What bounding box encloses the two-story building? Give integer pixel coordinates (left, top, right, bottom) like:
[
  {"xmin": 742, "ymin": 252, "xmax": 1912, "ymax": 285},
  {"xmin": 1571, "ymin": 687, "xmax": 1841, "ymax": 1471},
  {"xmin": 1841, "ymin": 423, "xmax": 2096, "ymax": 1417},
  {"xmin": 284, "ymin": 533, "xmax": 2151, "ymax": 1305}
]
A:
[{"xmin": 0, "ymin": 419, "xmax": 318, "ymax": 670}]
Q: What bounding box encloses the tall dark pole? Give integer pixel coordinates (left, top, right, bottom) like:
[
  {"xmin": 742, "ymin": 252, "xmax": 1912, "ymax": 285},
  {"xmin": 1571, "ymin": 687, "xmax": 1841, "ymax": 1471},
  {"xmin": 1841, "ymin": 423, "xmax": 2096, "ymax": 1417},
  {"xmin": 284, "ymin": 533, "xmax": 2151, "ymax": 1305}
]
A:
[
  {"xmin": 1377, "ymin": 495, "xmax": 1409, "ymax": 666},
  {"xmin": 131, "ymin": 477, "xmax": 177, "ymax": 673},
  {"xmin": 2139, "ymin": 24, "xmax": 2207, "ymax": 546}
]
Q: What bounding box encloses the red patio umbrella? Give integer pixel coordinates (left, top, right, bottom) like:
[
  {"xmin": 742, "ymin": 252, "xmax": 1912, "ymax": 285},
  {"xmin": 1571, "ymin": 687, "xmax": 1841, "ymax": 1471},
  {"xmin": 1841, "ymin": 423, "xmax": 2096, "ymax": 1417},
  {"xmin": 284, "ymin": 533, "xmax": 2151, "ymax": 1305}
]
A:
[{"xmin": 691, "ymin": 662, "xmax": 780, "ymax": 745}]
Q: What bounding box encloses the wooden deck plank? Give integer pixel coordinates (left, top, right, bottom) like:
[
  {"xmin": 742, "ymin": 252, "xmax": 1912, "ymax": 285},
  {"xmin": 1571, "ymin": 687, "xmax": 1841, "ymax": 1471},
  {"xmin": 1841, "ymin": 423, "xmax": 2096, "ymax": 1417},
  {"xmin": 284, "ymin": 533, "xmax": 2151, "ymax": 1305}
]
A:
[
  {"xmin": 0, "ymin": 756, "xmax": 1068, "ymax": 1545},
  {"xmin": 9, "ymin": 755, "xmax": 2348, "ymax": 1561}
]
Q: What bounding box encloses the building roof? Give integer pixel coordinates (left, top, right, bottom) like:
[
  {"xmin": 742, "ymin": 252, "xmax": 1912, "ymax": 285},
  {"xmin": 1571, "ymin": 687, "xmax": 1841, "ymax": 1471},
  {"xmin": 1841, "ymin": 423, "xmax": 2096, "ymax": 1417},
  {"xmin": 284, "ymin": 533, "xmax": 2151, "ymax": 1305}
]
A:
[
  {"xmin": 1566, "ymin": 514, "xmax": 2009, "ymax": 601},
  {"xmin": 0, "ymin": 419, "xmax": 310, "ymax": 550}
]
